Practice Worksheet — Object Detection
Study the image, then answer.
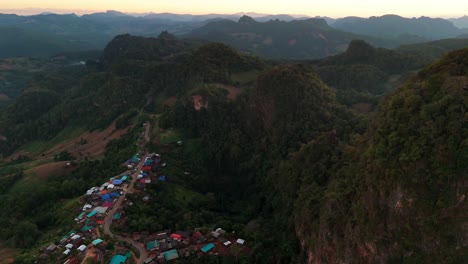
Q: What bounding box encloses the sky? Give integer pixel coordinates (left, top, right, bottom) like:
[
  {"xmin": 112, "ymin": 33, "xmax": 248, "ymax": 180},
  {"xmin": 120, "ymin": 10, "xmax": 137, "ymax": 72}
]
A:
[{"xmin": 0, "ymin": 0, "xmax": 466, "ymax": 18}]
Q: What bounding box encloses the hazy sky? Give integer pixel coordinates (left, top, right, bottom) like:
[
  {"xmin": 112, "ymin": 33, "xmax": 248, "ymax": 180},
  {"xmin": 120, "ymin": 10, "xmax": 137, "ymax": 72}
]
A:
[{"xmin": 0, "ymin": 0, "xmax": 466, "ymax": 18}]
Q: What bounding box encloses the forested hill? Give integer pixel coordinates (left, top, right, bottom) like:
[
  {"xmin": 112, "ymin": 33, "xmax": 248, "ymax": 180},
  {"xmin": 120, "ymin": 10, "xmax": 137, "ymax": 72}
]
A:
[
  {"xmin": 157, "ymin": 46, "xmax": 466, "ymax": 263},
  {"xmin": 272, "ymin": 48, "xmax": 468, "ymax": 263},
  {"xmin": 0, "ymin": 34, "xmax": 265, "ymax": 157},
  {"xmin": 185, "ymin": 15, "xmax": 394, "ymax": 59},
  {"xmin": 0, "ymin": 33, "xmax": 466, "ymax": 263}
]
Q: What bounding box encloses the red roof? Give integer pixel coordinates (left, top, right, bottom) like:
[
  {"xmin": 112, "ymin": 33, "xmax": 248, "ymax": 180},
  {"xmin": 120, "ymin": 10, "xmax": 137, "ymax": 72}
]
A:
[
  {"xmin": 101, "ymin": 190, "xmax": 108, "ymax": 195},
  {"xmin": 140, "ymin": 179, "xmax": 146, "ymax": 183},
  {"xmin": 192, "ymin": 231, "xmax": 202, "ymax": 238},
  {"xmin": 142, "ymin": 166, "xmax": 152, "ymax": 172},
  {"xmin": 96, "ymin": 220, "xmax": 103, "ymax": 225},
  {"xmin": 170, "ymin": 233, "xmax": 182, "ymax": 240}
]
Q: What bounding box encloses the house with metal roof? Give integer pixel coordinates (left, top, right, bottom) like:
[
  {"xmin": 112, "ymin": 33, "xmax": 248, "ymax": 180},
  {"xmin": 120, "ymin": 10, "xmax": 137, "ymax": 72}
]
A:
[
  {"xmin": 110, "ymin": 255, "xmax": 127, "ymax": 264},
  {"xmin": 92, "ymin": 238, "xmax": 103, "ymax": 245},
  {"xmin": 146, "ymin": 240, "xmax": 160, "ymax": 251},
  {"xmin": 163, "ymin": 249, "xmax": 179, "ymax": 261},
  {"xmin": 200, "ymin": 243, "xmax": 215, "ymax": 253}
]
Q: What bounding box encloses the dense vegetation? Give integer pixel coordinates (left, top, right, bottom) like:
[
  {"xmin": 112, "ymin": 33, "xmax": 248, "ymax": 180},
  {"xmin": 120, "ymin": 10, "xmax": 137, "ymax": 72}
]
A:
[
  {"xmin": 276, "ymin": 48, "xmax": 467, "ymax": 263},
  {"xmin": 158, "ymin": 44, "xmax": 467, "ymax": 263},
  {"xmin": 0, "ymin": 128, "xmax": 137, "ymax": 254},
  {"xmin": 0, "ymin": 33, "xmax": 466, "ymax": 263}
]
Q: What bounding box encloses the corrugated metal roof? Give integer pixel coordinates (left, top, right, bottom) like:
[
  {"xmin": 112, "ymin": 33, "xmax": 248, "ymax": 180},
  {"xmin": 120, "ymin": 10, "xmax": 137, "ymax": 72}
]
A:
[
  {"xmin": 92, "ymin": 238, "xmax": 103, "ymax": 245},
  {"xmin": 110, "ymin": 255, "xmax": 127, "ymax": 264},
  {"xmin": 201, "ymin": 243, "xmax": 215, "ymax": 253},
  {"xmin": 163, "ymin": 249, "xmax": 179, "ymax": 261},
  {"xmin": 86, "ymin": 210, "xmax": 97, "ymax": 218}
]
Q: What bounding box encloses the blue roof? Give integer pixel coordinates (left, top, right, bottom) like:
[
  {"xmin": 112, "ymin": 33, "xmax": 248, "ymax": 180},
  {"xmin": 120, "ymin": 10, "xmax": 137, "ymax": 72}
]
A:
[
  {"xmin": 201, "ymin": 243, "xmax": 215, "ymax": 253},
  {"xmin": 110, "ymin": 192, "xmax": 120, "ymax": 197},
  {"xmin": 112, "ymin": 179, "xmax": 123, "ymax": 185},
  {"xmin": 101, "ymin": 194, "xmax": 111, "ymax": 200},
  {"xmin": 158, "ymin": 176, "xmax": 166, "ymax": 181},
  {"xmin": 77, "ymin": 212, "xmax": 85, "ymax": 219},
  {"xmin": 163, "ymin": 249, "xmax": 179, "ymax": 260},
  {"xmin": 110, "ymin": 255, "xmax": 127, "ymax": 264},
  {"xmin": 146, "ymin": 240, "xmax": 159, "ymax": 250},
  {"xmin": 86, "ymin": 210, "xmax": 97, "ymax": 218},
  {"xmin": 92, "ymin": 238, "xmax": 103, "ymax": 245},
  {"xmin": 81, "ymin": 225, "xmax": 92, "ymax": 232}
]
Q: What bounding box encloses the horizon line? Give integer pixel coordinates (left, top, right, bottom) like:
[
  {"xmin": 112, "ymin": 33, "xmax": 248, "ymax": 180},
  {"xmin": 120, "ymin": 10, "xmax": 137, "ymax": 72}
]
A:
[{"xmin": 0, "ymin": 8, "xmax": 466, "ymax": 20}]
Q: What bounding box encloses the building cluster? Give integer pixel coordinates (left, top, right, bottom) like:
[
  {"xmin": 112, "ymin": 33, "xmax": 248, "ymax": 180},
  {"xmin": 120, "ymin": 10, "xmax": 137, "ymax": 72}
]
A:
[
  {"xmin": 37, "ymin": 148, "xmax": 249, "ymax": 264},
  {"xmin": 138, "ymin": 228, "xmax": 247, "ymax": 264}
]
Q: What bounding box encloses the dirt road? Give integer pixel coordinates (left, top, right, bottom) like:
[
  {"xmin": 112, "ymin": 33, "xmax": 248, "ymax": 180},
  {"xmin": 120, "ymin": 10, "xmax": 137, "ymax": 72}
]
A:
[
  {"xmin": 144, "ymin": 122, "xmax": 150, "ymax": 143},
  {"xmin": 103, "ymin": 157, "xmax": 148, "ymax": 263},
  {"xmin": 102, "ymin": 123, "xmax": 151, "ymax": 264}
]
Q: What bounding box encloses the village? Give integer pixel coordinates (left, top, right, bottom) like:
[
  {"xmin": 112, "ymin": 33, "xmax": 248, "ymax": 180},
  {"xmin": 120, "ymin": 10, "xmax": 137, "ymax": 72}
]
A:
[{"xmin": 37, "ymin": 124, "xmax": 248, "ymax": 264}]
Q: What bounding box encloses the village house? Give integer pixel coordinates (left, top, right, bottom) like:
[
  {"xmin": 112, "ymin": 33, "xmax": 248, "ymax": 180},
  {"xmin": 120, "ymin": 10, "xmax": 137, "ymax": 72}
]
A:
[
  {"xmin": 191, "ymin": 231, "xmax": 206, "ymax": 244},
  {"xmin": 162, "ymin": 249, "xmax": 179, "ymax": 262},
  {"xmin": 43, "ymin": 243, "xmax": 57, "ymax": 255}
]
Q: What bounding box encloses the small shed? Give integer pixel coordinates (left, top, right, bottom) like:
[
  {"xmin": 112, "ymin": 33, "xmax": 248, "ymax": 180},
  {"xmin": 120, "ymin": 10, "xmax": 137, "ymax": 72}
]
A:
[
  {"xmin": 102, "ymin": 202, "xmax": 113, "ymax": 207},
  {"xmin": 87, "ymin": 210, "xmax": 97, "ymax": 218},
  {"xmin": 170, "ymin": 233, "xmax": 182, "ymax": 240},
  {"xmin": 110, "ymin": 255, "xmax": 127, "ymax": 264},
  {"xmin": 81, "ymin": 225, "xmax": 92, "ymax": 232},
  {"xmin": 201, "ymin": 243, "xmax": 214, "ymax": 253},
  {"xmin": 92, "ymin": 238, "xmax": 103, "ymax": 245},
  {"xmin": 236, "ymin": 238, "xmax": 245, "ymax": 245},
  {"xmin": 44, "ymin": 243, "xmax": 57, "ymax": 254},
  {"xmin": 77, "ymin": 245, "xmax": 87, "ymax": 252},
  {"xmin": 163, "ymin": 249, "xmax": 179, "ymax": 261},
  {"xmin": 94, "ymin": 206, "xmax": 108, "ymax": 214},
  {"xmin": 112, "ymin": 179, "xmax": 123, "ymax": 185},
  {"xmin": 146, "ymin": 240, "xmax": 160, "ymax": 250}
]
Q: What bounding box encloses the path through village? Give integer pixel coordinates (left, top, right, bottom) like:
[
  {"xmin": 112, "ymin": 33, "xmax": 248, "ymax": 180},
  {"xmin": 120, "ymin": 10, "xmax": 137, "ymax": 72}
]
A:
[{"xmin": 101, "ymin": 122, "xmax": 151, "ymax": 264}]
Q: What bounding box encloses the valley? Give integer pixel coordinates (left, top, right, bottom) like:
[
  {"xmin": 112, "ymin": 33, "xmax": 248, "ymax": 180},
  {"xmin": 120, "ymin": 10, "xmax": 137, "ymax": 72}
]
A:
[{"xmin": 0, "ymin": 10, "xmax": 466, "ymax": 264}]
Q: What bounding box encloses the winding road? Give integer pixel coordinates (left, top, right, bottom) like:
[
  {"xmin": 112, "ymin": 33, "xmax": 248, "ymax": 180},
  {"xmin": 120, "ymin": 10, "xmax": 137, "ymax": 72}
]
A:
[{"xmin": 102, "ymin": 122, "xmax": 151, "ymax": 264}]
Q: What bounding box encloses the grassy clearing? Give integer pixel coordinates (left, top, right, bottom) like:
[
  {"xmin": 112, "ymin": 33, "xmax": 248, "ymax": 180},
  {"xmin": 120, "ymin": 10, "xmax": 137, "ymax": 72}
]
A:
[
  {"xmin": 168, "ymin": 182, "xmax": 207, "ymax": 208},
  {"xmin": 8, "ymin": 170, "xmax": 42, "ymax": 192},
  {"xmin": 22, "ymin": 126, "xmax": 86, "ymax": 157},
  {"xmin": 20, "ymin": 158, "xmax": 55, "ymax": 170},
  {"xmin": 159, "ymin": 129, "xmax": 183, "ymax": 145},
  {"xmin": 231, "ymin": 70, "xmax": 259, "ymax": 86}
]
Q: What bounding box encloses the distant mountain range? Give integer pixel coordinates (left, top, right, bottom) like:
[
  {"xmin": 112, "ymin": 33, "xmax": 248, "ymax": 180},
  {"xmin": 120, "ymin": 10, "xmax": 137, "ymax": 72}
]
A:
[
  {"xmin": 0, "ymin": 11, "xmax": 467, "ymax": 59},
  {"xmin": 330, "ymin": 14, "xmax": 466, "ymax": 40},
  {"xmin": 186, "ymin": 16, "xmax": 394, "ymax": 59},
  {"xmin": 448, "ymin": 15, "xmax": 468, "ymax": 28}
]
